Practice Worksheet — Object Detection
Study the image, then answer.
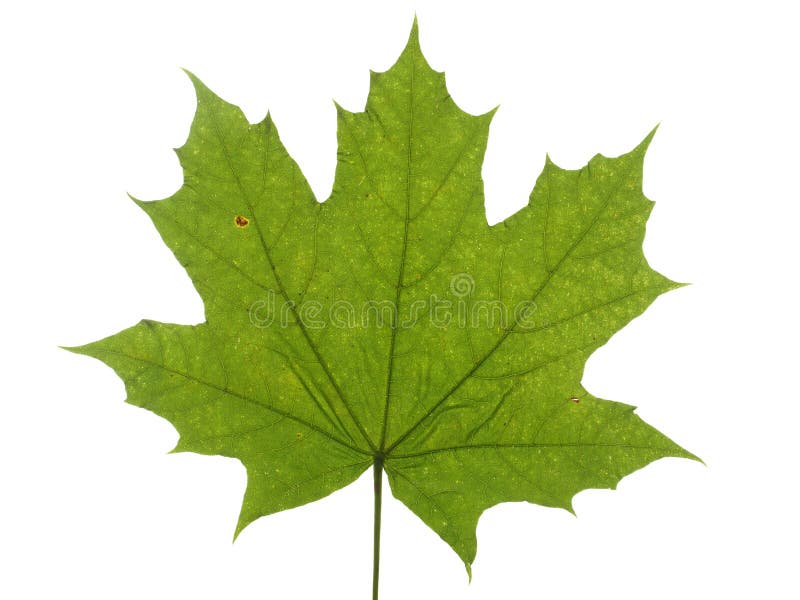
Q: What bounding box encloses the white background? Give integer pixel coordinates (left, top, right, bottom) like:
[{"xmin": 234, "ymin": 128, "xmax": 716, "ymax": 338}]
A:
[{"xmin": 1, "ymin": 1, "xmax": 798, "ymax": 598}]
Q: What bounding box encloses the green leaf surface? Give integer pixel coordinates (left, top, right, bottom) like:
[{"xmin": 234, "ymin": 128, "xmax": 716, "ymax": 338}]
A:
[{"xmin": 69, "ymin": 20, "xmax": 696, "ymax": 577}]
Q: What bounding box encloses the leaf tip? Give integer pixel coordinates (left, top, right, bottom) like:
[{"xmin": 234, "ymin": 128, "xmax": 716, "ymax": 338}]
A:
[
  {"xmin": 636, "ymin": 123, "xmax": 660, "ymax": 154},
  {"xmin": 180, "ymin": 67, "xmax": 215, "ymax": 105},
  {"xmin": 233, "ymin": 515, "xmax": 252, "ymax": 543},
  {"xmin": 333, "ymin": 99, "xmax": 356, "ymax": 120},
  {"xmin": 179, "ymin": 67, "xmax": 200, "ymax": 85},
  {"xmin": 232, "ymin": 526, "xmax": 243, "ymax": 544},
  {"xmin": 167, "ymin": 440, "xmax": 185, "ymax": 455},
  {"xmin": 179, "ymin": 67, "xmax": 203, "ymax": 93},
  {"xmin": 484, "ymin": 104, "xmax": 500, "ymax": 121},
  {"xmin": 59, "ymin": 342, "xmax": 98, "ymax": 358},
  {"xmin": 670, "ymin": 439, "xmax": 703, "ymax": 465},
  {"xmin": 403, "ymin": 14, "xmax": 421, "ymax": 54},
  {"xmin": 126, "ymin": 191, "xmax": 147, "ymax": 208},
  {"xmin": 688, "ymin": 452, "xmax": 706, "ymax": 466},
  {"xmin": 667, "ymin": 279, "xmax": 691, "ymax": 292},
  {"xmin": 564, "ymin": 499, "xmax": 578, "ymax": 516}
]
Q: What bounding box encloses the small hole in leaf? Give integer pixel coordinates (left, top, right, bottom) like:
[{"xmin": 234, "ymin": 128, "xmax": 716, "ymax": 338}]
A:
[
  {"xmin": 570, "ymin": 397, "xmax": 580, "ymax": 404},
  {"xmin": 235, "ymin": 215, "xmax": 250, "ymax": 228}
]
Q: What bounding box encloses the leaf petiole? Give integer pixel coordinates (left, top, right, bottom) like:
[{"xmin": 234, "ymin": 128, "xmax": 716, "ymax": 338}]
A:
[{"xmin": 372, "ymin": 454, "xmax": 384, "ymax": 600}]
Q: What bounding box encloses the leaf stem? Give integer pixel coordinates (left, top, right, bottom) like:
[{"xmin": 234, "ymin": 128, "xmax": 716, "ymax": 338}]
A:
[{"xmin": 372, "ymin": 454, "xmax": 383, "ymax": 600}]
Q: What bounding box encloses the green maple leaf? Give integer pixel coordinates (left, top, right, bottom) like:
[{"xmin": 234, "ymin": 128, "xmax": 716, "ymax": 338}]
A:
[{"xmin": 68, "ymin": 20, "xmax": 697, "ymax": 596}]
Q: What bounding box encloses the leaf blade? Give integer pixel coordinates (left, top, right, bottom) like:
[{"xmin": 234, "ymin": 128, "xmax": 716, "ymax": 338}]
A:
[{"xmin": 71, "ymin": 19, "xmax": 697, "ymax": 580}]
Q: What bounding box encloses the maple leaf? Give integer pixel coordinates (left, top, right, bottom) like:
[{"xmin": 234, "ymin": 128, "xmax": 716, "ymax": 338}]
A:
[{"xmin": 68, "ymin": 19, "xmax": 697, "ymax": 597}]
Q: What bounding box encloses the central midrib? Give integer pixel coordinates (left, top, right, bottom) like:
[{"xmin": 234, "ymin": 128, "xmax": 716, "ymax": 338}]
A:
[{"xmin": 378, "ymin": 51, "xmax": 416, "ymax": 453}]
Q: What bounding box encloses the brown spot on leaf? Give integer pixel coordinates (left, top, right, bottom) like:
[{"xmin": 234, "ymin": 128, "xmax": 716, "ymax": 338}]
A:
[
  {"xmin": 296, "ymin": 432, "xmax": 304, "ymax": 440},
  {"xmin": 570, "ymin": 397, "xmax": 580, "ymax": 404},
  {"xmin": 235, "ymin": 215, "xmax": 250, "ymax": 228}
]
